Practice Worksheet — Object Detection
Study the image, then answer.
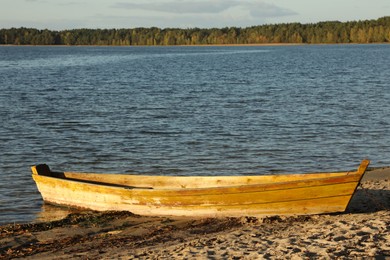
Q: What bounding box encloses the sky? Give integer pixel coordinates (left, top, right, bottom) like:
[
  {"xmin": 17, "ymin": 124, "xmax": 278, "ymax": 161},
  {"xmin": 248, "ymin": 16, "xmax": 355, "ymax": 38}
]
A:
[{"xmin": 1, "ymin": 0, "xmax": 389, "ymax": 30}]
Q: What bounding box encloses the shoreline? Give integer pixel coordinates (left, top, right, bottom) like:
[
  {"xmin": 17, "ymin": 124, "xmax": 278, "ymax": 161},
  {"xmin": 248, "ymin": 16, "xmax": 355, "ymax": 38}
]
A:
[
  {"xmin": 1, "ymin": 167, "xmax": 389, "ymax": 259},
  {"xmin": 1, "ymin": 42, "xmax": 389, "ymax": 47}
]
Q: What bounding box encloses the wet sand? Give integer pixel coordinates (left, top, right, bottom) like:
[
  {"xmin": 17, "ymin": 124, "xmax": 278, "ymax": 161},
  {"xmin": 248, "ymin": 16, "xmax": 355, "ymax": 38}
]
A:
[{"xmin": 1, "ymin": 167, "xmax": 389, "ymax": 259}]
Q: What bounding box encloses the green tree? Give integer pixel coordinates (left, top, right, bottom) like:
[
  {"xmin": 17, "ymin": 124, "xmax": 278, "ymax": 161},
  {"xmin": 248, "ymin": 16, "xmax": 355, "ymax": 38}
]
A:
[{"xmin": 1, "ymin": 16, "xmax": 389, "ymax": 45}]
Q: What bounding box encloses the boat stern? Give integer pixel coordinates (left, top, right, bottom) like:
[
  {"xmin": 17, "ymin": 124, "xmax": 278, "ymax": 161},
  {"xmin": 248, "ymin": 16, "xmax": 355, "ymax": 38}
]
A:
[{"xmin": 357, "ymin": 159, "xmax": 370, "ymax": 177}]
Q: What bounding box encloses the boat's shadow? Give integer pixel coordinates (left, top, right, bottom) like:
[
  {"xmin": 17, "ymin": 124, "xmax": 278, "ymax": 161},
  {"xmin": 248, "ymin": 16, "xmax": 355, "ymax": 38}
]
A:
[{"xmin": 346, "ymin": 188, "xmax": 390, "ymax": 213}]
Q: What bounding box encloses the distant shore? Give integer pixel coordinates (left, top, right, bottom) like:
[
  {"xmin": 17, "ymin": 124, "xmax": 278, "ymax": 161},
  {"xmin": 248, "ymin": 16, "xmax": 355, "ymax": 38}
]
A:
[
  {"xmin": 1, "ymin": 167, "xmax": 389, "ymax": 259},
  {"xmin": 2, "ymin": 17, "xmax": 390, "ymax": 46},
  {"xmin": 1, "ymin": 42, "xmax": 389, "ymax": 47},
  {"xmin": 1, "ymin": 43, "xmax": 303, "ymax": 47}
]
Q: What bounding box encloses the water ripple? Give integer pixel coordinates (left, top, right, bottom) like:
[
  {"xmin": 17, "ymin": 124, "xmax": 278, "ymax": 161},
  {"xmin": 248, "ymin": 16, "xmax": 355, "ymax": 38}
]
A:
[{"xmin": 0, "ymin": 45, "xmax": 389, "ymax": 225}]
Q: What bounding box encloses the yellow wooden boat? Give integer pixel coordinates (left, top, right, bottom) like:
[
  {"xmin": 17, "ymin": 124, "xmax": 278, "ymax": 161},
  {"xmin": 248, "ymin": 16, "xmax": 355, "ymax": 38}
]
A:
[{"xmin": 32, "ymin": 160, "xmax": 369, "ymax": 217}]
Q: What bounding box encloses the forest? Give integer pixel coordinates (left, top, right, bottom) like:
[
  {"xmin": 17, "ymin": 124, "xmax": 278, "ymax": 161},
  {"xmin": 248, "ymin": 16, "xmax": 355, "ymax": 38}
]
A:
[{"xmin": 1, "ymin": 16, "xmax": 390, "ymax": 46}]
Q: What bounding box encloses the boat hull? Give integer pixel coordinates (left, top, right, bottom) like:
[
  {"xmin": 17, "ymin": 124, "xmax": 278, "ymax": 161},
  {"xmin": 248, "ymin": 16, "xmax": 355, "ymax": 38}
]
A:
[{"xmin": 32, "ymin": 160, "xmax": 370, "ymax": 217}]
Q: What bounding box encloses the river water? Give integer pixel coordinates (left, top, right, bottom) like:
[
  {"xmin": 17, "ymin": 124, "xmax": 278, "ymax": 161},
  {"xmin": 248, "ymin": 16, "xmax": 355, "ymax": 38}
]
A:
[{"xmin": 0, "ymin": 44, "xmax": 389, "ymax": 225}]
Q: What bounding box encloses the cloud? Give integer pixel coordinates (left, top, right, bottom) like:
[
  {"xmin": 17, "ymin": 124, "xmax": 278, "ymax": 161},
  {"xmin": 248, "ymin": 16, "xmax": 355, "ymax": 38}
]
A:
[
  {"xmin": 248, "ymin": 3, "xmax": 296, "ymax": 18},
  {"xmin": 113, "ymin": 0, "xmax": 295, "ymax": 17},
  {"xmin": 113, "ymin": 0, "xmax": 238, "ymax": 14},
  {"xmin": 106, "ymin": 0, "xmax": 296, "ymax": 28},
  {"xmin": 5, "ymin": 0, "xmax": 297, "ymax": 29},
  {"xmin": 110, "ymin": 0, "xmax": 296, "ymax": 28}
]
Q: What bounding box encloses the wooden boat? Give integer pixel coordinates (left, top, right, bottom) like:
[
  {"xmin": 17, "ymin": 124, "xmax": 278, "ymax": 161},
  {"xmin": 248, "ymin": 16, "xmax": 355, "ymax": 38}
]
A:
[{"xmin": 32, "ymin": 160, "xmax": 370, "ymax": 217}]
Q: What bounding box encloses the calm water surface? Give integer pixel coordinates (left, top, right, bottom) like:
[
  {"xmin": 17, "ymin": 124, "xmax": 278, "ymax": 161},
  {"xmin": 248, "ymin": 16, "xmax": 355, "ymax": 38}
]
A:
[{"xmin": 0, "ymin": 45, "xmax": 389, "ymax": 225}]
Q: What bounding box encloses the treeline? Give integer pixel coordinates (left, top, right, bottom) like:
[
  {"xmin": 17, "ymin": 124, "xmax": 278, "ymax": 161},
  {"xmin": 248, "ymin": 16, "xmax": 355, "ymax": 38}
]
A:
[{"xmin": 1, "ymin": 16, "xmax": 390, "ymax": 46}]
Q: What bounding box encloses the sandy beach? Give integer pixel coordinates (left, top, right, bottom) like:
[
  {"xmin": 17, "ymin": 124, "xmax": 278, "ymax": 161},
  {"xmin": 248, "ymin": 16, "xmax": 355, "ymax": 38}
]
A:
[{"xmin": 1, "ymin": 167, "xmax": 389, "ymax": 259}]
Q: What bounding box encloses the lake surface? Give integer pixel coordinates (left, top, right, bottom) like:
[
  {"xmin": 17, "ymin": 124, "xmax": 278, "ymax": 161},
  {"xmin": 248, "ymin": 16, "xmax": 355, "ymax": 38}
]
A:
[{"xmin": 0, "ymin": 44, "xmax": 389, "ymax": 225}]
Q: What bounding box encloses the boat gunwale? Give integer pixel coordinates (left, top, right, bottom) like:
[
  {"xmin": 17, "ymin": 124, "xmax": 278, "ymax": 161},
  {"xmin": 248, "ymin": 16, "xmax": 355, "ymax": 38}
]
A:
[
  {"xmin": 63, "ymin": 170, "xmax": 353, "ymax": 179},
  {"xmin": 31, "ymin": 160, "xmax": 370, "ymax": 194},
  {"xmin": 42, "ymin": 159, "xmax": 370, "ymax": 184}
]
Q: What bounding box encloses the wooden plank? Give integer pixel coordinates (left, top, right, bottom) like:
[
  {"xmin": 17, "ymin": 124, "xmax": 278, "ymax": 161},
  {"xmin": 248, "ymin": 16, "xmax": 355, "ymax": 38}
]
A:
[
  {"xmin": 37, "ymin": 182, "xmax": 352, "ymax": 217},
  {"xmin": 61, "ymin": 171, "xmax": 353, "ymax": 189},
  {"xmin": 137, "ymin": 196, "xmax": 353, "ymax": 217}
]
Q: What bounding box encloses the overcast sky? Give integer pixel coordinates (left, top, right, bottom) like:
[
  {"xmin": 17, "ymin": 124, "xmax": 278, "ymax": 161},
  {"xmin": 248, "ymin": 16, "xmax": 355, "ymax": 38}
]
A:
[{"xmin": 1, "ymin": 0, "xmax": 389, "ymax": 30}]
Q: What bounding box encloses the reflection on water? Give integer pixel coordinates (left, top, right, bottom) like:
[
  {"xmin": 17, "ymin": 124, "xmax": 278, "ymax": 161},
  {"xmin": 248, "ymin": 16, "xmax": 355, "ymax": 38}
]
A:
[{"xmin": 34, "ymin": 204, "xmax": 82, "ymax": 223}]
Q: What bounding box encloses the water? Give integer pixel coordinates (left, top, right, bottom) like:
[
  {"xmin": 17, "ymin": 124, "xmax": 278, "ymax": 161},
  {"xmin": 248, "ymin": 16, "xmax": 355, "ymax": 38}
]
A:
[{"xmin": 0, "ymin": 44, "xmax": 389, "ymax": 225}]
